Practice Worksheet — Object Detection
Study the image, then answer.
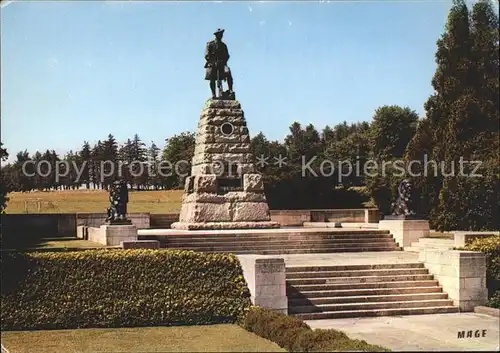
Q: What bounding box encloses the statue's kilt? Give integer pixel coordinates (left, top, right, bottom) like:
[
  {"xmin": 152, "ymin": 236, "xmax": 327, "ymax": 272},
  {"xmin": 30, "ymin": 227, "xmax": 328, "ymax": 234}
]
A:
[{"xmin": 205, "ymin": 64, "xmax": 230, "ymax": 81}]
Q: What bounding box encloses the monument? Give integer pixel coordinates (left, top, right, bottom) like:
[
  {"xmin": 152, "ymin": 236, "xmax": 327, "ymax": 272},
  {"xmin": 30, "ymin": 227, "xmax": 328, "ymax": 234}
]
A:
[
  {"xmin": 106, "ymin": 179, "xmax": 132, "ymax": 225},
  {"xmin": 379, "ymin": 179, "xmax": 429, "ymax": 248},
  {"xmin": 171, "ymin": 29, "xmax": 279, "ymax": 230},
  {"xmin": 385, "ymin": 179, "xmax": 419, "ymax": 220}
]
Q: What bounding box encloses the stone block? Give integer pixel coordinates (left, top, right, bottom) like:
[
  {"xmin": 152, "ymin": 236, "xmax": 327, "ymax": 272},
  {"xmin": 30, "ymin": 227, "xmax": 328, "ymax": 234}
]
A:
[
  {"xmin": 237, "ymin": 256, "xmax": 287, "ymax": 314},
  {"xmin": 194, "ymin": 175, "xmax": 218, "ymax": 193},
  {"xmin": 464, "ymin": 277, "xmax": 486, "ymax": 288},
  {"xmin": 192, "ymin": 203, "xmax": 232, "ymax": 223},
  {"xmin": 76, "ymin": 225, "xmax": 88, "ymax": 239},
  {"xmin": 233, "ymin": 202, "xmax": 271, "ymax": 222},
  {"xmin": 254, "ymin": 296, "xmax": 288, "ymax": 311},
  {"xmin": 87, "ymin": 224, "xmax": 138, "ymax": 246},
  {"xmin": 243, "ymin": 174, "xmax": 264, "ymax": 192},
  {"xmin": 255, "ymin": 284, "xmax": 287, "ymax": 297}
]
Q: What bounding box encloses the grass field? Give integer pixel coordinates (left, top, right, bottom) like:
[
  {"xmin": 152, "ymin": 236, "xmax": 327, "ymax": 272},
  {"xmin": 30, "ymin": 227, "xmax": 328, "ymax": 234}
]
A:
[
  {"xmin": 0, "ymin": 324, "xmax": 285, "ymax": 353},
  {"xmin": 5, "ymin": 190, "xmax": 184, "ymax": 214}
]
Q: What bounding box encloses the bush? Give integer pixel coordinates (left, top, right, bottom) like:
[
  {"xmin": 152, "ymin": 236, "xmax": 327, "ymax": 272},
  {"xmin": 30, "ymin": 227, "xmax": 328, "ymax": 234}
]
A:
[
  {"xmin": 462, "ymin": 235, "xmax": 500, "ymax": 299},
  {"xmin": 1, "ymin": 249, "xmax": 251, "ymax": 330},
  {"xmin": 486, "ymin": 290, "xmax": 500, "ymax": 309},
  {"xmin": 241, "ymin": 307, "xmax": 389, "ymax": 352}
]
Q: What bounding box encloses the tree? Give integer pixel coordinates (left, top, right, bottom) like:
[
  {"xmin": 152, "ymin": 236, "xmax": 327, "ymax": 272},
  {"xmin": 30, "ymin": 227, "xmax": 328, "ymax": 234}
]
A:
[
  {"xmin": 162, "ymin": 132, "xmax": 195, "ymax": 189},
  {"xmin": 129, "ymin": 134, "xmax": 147, "ymax": 189},
  {"xmin": 0, "ymin": 143, "xmax": 11, "ymax": 212},
  {"xmin": 469, "ymin": 0, "xmax": 499, "ymax": 161},
  {"xmin": 147, "ymin": 141, "xmax": 161, "ymax": 190},
  {"xmin": 370, "ymin": 105, "xmax": 419, "ymax": 160},
  {"xmin": 101, "ymin": 134, "xmax": 119, "ymax": 189},
  {"xmin": 79, "ymin": 141, "xmax": 92, "ymax": 189}
]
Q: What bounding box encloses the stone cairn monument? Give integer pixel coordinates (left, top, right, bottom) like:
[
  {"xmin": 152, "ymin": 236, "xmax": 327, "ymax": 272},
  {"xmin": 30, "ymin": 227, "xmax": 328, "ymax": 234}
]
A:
[{"xmin": 171, "ymin": 29, "xmax": 279, "ymax": 230}]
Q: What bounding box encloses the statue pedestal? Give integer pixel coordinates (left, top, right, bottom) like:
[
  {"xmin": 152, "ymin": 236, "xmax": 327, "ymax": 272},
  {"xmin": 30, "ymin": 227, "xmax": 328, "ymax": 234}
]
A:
[
  {"xmin": 379, "ymin": 219, "xmax": 430, "ymax": 249},
  {"xmin": 172, "ymin": 99, "xmax": 279, "ymax": 230},
  {"xmin": 106, "ymin": 219, "xmax": 133, "ymax": 225},
  {"xmin": 87, "ymin": 224, "xmax": 138, "ymax": 246}
]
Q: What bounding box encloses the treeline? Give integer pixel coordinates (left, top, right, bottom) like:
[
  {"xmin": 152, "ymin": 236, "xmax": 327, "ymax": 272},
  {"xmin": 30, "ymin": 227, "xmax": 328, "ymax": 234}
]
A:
[{"xmin": 0, "ymin": 0, "xmax": 498, "ymax": 231}]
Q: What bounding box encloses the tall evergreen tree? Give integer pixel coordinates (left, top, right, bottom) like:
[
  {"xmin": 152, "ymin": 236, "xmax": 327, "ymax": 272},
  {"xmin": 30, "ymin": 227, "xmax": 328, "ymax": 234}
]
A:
[
  {"xmin": 79, "ymin": 141, "xmax": 92, "ymax": 189},
  {"xmin": 102, "ymin": 134, "xmax": 119, "ymax": 188},
  {"xmin": 147, "ymin": 141, "xmax": 161, "ymax": 190}
]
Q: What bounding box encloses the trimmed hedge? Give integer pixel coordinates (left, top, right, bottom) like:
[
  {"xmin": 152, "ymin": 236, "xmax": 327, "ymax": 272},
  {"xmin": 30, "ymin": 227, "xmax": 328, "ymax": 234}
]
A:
[
  {"xmin": 1, "ymin": 249, "xmax": 251, "ymax": 330},
  {"xmin": 240, "ymin": 307, "xmax": 389, "ymax": 352},
  {"xmin": 461, "ymin": 235, "xmax": 500, "ymax": 305}
]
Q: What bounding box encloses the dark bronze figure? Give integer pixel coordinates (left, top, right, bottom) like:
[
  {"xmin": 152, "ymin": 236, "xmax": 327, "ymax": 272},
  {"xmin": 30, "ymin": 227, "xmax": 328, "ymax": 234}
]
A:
[
  {"xmin": 390, "ymin": 179, "xmax": 417, "ymax": 218},
  {"xmin": 106, "ymin": 179, "xmax": 131, "ymax": 224},
  {"xmin": 205, "ymin": 28, "xmax": 235, "ymax": 100}
]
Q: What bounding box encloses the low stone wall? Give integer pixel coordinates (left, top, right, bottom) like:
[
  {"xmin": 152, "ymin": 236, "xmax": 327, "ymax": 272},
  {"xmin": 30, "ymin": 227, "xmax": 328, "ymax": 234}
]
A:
[
  {"xmin": 269, "ymin": 210, "xmax": 311, "ymax": 226},
  {"xmin": 77, "ymin": 213, "xmax": 150, "ymax": 229},
  {"xmin": 238, "ymin": 255, "xmax": 287, "ymax": 314},
  {"xmin": 1, "ymin": 213, "xmax": 76, "ymax": 238},
  {"xmin": 419, "ymin": 248, "xmax": 488, "ymax": 311}
]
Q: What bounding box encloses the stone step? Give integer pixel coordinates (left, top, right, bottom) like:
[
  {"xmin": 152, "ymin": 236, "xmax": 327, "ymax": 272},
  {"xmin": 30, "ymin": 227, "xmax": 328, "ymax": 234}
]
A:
[
  {"xmin": 293, "ymin": 306, "xmax": 459, "ymax": 320},
  {"xmin": 143, "ymin": 229, "xmax": 392, "ymax": 237},
  {"xmin": 286, "ymin": 274, "xmax": 433, "ymax": 286},
  {"xmin": 286, "ymin": 268, "xmax": 428, "ymax": 279},
  {"xmin": 286, "ymin": 286, "xmax": 443, "ymax": 298},
  {"xmin": 162, "ymin": 247, "xmax": 401, "ymax": 255},
  {"xmin": 404, "ymin": 246, "xmax": 420, "ymax": 253},
  {"xmin": 149, "ymin": 233, "xmax": 394, "ymax": 242},
  {"xmin": 164, "ymin": 245, "xmax": 400, "ymax": 253},
  {"xmin": 286, "ymin": 263, "xmax": 424, "ymax": 272},
  {"xmin": 163, "ymin": 237, "xmax": 396, "ymax": 246},
  {"xmin": 289, "ymin": 299, "xmax": 454, "ymax": 314},
  {"xmin": 288, "ymin": 292, "xmax": 448, "ymax": 305},
  {"xmin": 288, "ymin": 280, "xmax": 440, "ymax": 292},
  {"xmin": 418, "ymin": 238, "xmax": 454, "ymax": 244},
  {"xmin": 164, "ymin": 242, "xmax": 399, "ymax": 252}
]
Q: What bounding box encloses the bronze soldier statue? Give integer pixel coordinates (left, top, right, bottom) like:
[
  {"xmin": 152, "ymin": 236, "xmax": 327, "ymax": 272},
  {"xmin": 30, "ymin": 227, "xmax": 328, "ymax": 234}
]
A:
[
  {"xmin": 205, "ymin": 28, "xmax": 235, "ymax": 99},
  {"xmin": 106, "ymin": 179, "xmax": 130, "ymax": 224}
]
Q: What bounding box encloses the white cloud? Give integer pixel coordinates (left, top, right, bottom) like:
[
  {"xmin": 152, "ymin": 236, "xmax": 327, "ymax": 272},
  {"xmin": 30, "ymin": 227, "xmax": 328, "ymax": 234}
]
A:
[
  {"xmin": 248, "ymin": 5, "xmax": 253, "ymax": 12},
  {"xmin": 288, "ymin": 20, "xmax": 293, "ymax": 27},
  {"xmin": 259, "ymin": 20, "xmax": 266, "ymax": 26}
]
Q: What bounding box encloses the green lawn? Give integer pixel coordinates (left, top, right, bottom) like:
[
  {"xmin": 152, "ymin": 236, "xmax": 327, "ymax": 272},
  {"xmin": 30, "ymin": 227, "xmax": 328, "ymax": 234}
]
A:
[{"xmin": 1, "ymin": 324, "xmax": 285, "ymax": 353}]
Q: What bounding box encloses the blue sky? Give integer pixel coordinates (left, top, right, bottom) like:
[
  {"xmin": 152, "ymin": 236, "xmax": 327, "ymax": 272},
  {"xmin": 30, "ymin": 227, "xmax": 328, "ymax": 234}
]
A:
[{"xmin": 1, "ymin": 0, "xmax": 485, "ymax": 162}]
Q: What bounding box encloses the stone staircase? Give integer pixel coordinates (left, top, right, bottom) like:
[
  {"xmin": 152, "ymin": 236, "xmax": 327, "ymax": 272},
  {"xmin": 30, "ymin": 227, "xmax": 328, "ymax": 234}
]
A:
[
  {"xmin": 286, "ymin": 263, "xmax": 458, "ymax": 319},
  {"xmin": 405, "ymin": 238, "xmax": 454, "ymax": 253},
  {"xmin": 139, "ymin": 230, "xmax": 401, "ymax": 254}
]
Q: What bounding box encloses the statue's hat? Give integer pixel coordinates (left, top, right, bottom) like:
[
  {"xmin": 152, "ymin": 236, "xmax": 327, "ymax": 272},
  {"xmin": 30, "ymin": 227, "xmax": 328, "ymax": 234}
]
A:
[{"xmin": 214, "ymin": 28, "xmax": 225, "ymax": 35}]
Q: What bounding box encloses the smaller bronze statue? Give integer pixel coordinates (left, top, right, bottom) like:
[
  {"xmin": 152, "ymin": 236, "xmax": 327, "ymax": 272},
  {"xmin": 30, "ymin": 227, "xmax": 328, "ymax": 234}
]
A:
[
  {"xmin": 204, "ymin": 28, "xmax": 235, "ymax": 100},
  {"xmin": 106, "ymin": 179, "xmax": 131, "ymax": 224},
  {"xmin": 388, "ymin": 179, "xmax": 417, "ymax": 219}
]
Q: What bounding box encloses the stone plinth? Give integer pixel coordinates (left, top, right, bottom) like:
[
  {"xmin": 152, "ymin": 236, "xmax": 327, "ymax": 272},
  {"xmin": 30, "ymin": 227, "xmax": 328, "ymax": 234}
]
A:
[
  {"xmin": 87, "ymin": 224, "xmax": 138, "ymax": 246},
  {"xmin": 172, "ymin": 99, "xmax": 279, "ymax": 230},
  {"xmin": 419, "ymin": 249, "xmax": 488, "ymax": 311},
  {"xmin": 379, "ymin": 219, "xmax": 430, "ymax": 248},
  {"xmin": 238, "ymin": 256, "xmax": 287, "ymax": 314}
]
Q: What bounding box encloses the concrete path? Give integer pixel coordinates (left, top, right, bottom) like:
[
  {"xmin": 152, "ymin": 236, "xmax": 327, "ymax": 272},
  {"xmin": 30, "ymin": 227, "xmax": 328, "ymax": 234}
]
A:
[
  {"xmin": 238, "ymin": 251, "xmax": 419, "ymax": 267},
  {"xmin": 306, "ymin": 313, "xmax": 500, "ymax": 351}
]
